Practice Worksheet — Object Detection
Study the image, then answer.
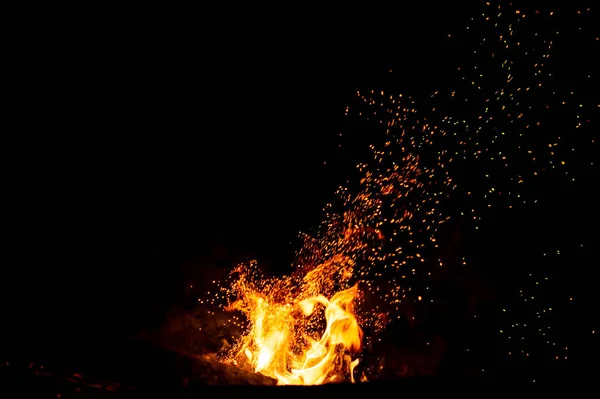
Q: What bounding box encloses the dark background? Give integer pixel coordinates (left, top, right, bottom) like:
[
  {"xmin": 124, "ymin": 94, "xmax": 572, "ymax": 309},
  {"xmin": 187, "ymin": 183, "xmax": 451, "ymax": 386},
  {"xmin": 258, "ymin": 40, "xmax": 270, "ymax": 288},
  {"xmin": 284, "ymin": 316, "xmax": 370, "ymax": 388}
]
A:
[{"xmin": 3, "ymin": 0, "xmax": 598, "ymax": 385}]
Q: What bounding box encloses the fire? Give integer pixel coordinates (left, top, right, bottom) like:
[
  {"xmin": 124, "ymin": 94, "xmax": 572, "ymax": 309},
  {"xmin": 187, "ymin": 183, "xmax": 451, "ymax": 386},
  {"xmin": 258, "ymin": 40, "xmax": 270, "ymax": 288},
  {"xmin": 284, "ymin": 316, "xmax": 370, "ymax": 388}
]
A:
[
  {"xmin": 212, "ymin": 137, "xmax": 453, "ymax": 383},
  {"xmin": 226, "ymin": 278, "xmax": 364, "ymax": 385},
  {"xmin": 217, "ymin": 153, "xmax": 449, "ymax": 384}
]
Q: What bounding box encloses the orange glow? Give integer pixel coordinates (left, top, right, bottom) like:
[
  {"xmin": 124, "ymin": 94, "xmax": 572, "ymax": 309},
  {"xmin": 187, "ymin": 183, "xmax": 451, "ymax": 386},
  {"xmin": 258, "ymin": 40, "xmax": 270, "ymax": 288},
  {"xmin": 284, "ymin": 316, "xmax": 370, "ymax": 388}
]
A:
[
  {"xmin": 226, "ymin": 283, "xmax": 363, "ymax": 385},
  {"xmin": 217, "ymin": 151, "xmax": 451, "ymax": 385},
  {"xmin": 223, "ymin": 254, "xmax": 365, "ymax": 385}
]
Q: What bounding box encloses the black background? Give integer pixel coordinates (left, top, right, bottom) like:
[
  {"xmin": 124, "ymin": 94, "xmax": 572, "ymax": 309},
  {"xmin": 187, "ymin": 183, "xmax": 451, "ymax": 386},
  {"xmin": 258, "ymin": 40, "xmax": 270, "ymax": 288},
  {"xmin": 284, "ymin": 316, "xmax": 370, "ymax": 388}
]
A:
[{"xmin": 3, "ymin": 2, "xmax": 598, "ymax": 380}]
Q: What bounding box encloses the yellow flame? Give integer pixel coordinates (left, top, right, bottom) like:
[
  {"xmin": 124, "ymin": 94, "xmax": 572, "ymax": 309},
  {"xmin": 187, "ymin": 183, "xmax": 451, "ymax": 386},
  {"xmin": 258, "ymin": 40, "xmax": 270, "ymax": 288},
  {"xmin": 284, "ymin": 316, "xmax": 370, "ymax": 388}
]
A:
[
  {"xmin": 227, "ymin": 283, "xmax": 363, "ymax": 385},
  {"xmin": 219, "ymin": 151, "xmax": 449, "ymax": 384}
]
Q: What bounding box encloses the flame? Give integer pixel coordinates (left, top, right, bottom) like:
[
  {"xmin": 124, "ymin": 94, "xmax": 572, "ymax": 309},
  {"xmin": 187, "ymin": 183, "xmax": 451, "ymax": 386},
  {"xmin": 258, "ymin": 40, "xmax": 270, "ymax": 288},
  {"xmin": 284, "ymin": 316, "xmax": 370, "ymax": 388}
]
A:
[
  {"xmin": 214, "ymin": 130, "xmax": 453, "ymax": 383},
  {"xmin": 227, "ymin": 281, "xmax": 363, "ymax": 385},
  {"xmin": 218, "ymin": 153, "xmax": 446, "ymax": 384}
]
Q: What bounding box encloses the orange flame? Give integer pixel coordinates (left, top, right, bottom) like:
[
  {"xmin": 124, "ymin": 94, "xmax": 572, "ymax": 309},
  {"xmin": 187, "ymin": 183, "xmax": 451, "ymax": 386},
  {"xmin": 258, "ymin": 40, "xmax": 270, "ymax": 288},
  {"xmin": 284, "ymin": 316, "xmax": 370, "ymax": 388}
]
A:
[
  {"xmin": 216, "ymin": 151, "xmax": 451, "ymax": 384},
  {"xmin": 226, "ymin": 282, "xmax": 364, "ymax": 385}
]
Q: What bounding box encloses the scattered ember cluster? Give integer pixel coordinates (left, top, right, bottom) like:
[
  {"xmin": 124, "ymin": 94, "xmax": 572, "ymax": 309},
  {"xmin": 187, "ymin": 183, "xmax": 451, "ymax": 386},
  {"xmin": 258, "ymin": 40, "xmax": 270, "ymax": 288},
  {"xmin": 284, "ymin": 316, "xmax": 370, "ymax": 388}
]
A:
[
  {"xmin": 200, "ymin": 0, "xmax": 598, "ymax": 384},
  {"xmin": 351, "ymin": 0, "xmax": 598, "ymax": 371}
]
